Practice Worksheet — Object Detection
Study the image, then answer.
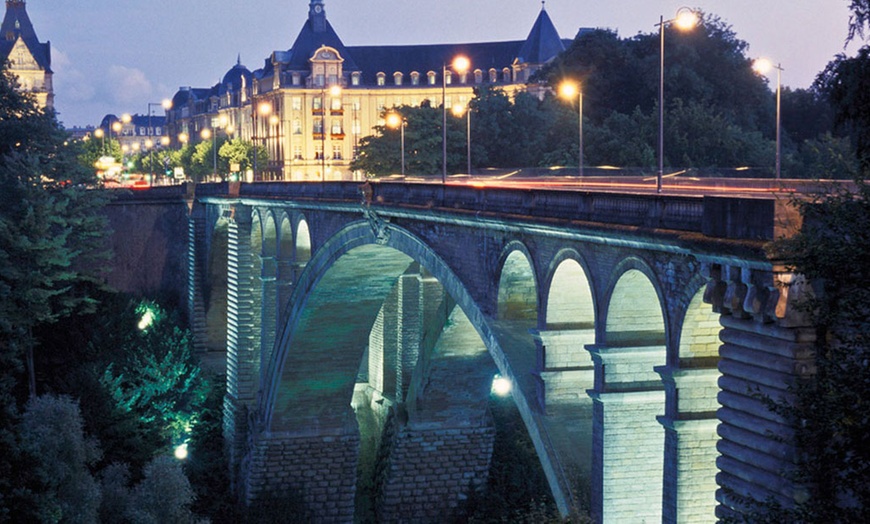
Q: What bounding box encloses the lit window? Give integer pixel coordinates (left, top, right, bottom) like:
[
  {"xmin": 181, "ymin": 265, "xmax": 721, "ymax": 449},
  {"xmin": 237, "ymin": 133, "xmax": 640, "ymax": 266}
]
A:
[
  {"xmin": 377, "ymin": 72, "xmax": 386, "ymax": 86},
  {"xmin": 428, "ymin": 71, "xmax": 437, "ymax": 85},
  {"xmin": 351, "ymin": 72, "xmax": 361, "ymax": 86},
  {"xmin": 293, "ymin": 145, "xmax": 302, "ymax": 160},
  {"xmin": 293, "ymin": 119, "xmax": 302, "ymax": 134},
  {"xmin": 410, "ymin": 72, "xmax": 420, "ymax": 85},
  {"xmin": 489, "ymin": 69, "xmax": 497, "ymax": 83},
  {"xmin": 313, "ymin": 120, "xmax": 323, "ymax": 134},
  {"xmin": 331, "ymin": 119, "xmax": 343, "ymax": 135},
  {"xmin": 292, "ymin": 97, "xmax": 302, "ymax": 111},
  {"xmin": 394, "ymin": 72, "xmax": 403, "ymax": 86},
  {"xmin": 474, "ymin": 69, "xmax": 483, "ymax": 84},
  {"xmin": 313, "ymin": 97, "xmax": 322, "ymax": 110},
  {"xmin": 333, "ymin": 144, "xmax": 342, "ymax": 160}
]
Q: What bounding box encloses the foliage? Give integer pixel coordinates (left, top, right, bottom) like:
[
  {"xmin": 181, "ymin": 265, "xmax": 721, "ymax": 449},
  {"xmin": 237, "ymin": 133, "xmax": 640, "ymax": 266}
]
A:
[
  {"xmin": 756, "ymin": 178, "xmax": 870, "ymax": 522},
  {"xmin": 127, "ymin": 456, "xmax": 197, "ymax": 524},
  {"xmin": 456, "ymin": 395, "xmax": 589, "ymax": 523},
  {"xmin": 848, "ymin": 0, "xmax": 870, "ymax": 42},
  {"xmin": 99, "ymin": 300, "xmax": 206, "ymax": 449},
  {"xmin": 19, "ymin": 394, "xmax": 102, "ymax": 523},
  {"xmin": 816, "ymin": 46, "xmax": 870, "ymax": 169}
]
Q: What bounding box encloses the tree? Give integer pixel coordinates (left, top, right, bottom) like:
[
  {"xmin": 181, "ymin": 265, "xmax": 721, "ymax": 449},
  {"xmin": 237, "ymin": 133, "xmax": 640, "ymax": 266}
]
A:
[
  {"xmin": 848, "ymin": 0, "xmax": 870, "ymax": 42},
  {"xmin": 19, "ymin": 395, "xmax": 102, "ymax": 523},
  {"xmin": 0, "ymin": 67, "xmax": 109, "ymax": 400},
  {"xmin": 755, "ymin": 179, "xmax": 870, "ymax": 522},
  {"xmin": 816, "ymin": 47, "xmax": 870, "ymax": 169}
]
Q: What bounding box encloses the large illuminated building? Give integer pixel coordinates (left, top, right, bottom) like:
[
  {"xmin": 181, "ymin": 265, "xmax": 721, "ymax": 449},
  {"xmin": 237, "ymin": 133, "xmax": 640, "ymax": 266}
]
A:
[
  {"xmin": 166, "ymin": 0, "xmax": 567, "ymax": 181},
  {"xmin": 0, "ymin": 0, "xmax": 53, "ymax": 109}
]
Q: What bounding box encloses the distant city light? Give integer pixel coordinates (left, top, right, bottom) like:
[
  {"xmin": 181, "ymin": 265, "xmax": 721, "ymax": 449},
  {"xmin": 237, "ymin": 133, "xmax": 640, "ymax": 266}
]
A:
[{"xmin": 491, "ymin": 374, "xmax": 512, "ymax": 396}]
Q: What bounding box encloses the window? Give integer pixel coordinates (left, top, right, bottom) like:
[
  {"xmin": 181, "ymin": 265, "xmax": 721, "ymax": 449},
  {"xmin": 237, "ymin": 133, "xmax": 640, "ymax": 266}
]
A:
[
  {"xmin": 313, "ymin": 97, "xmax": 322, "ymax": 110},
  {"xmin": 410, "ymin": 72, "xmax": 420, "ymax": 86},
  {"xmin": 352, "ymin": 119, "xmax": 361, "ymax": 135},
  {"xmin": 331, "ymin": 97, "xmax": 342, "ymax": 111},
  {"xmin": 331, "ymin": 119, "xmax": 343, "ymax": 135},
  {"xmin": 394, "ymin": 72, "xmax": 403, "ymax": 86},
  {"xmin": 489, "ymin": 68, "xmax": 497, "ymax": 83},
  {"xmin": 315, "ymin": 144, "xmax": 324, "ymax": 160},
  {"xmin": 376, "ymin": 72, "xmax": 386, "ymax": 86},
  {"xmin": 292, "ymin": 97, "xmax": 302, "ymax": 111},
  {"xmin": 503, "ymin": 68, "xmax": 511, "ymax": 83},
  {"xmin": 315, "ymin": 74, "xmax": 325, "ymax": 87},
  {"xmin": 293, "ymin": 119, "xmax": 302, "ymax": 134},
  {"xmin": 333, "ymin": 144, "xmax": 343, "ymax": 160},
  {"xmin": 474, "ymin": 69, "xmax": 483, "ymax": 84},
  {"xmin": 155, "ymin": 127, "xmax": 162, "ymax": 136},
  {"xmin": 313, "ymin": 119, "xmax": 323, "ymax": 134},
  {"xmin": 292, "ymin": 73, "xmax": 302, "ymax": 86},
  {"xmin": 445, "ymin": 71, "xmax": 452, "ymax": 85},
  {"xmin": 351, "ymin": 72, "xmax": 361, "ymax": 86},
  {"xmin": 293, "ymin": 145, "xmax": 302, "ymax": 160},
  {"xmin": 428, "ymin": 71, "xmax": 437, "ymax": 85},
  {"xmin": 139, "ymin": 127, "xmax": 146, "ymax": 135}
]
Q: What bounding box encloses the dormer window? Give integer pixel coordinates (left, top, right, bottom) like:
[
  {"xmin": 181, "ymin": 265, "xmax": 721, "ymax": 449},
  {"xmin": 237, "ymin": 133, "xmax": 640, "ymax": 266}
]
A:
[
  {"xmin": 394, "ymin": 72, "xmax": 403, "ymax": 86},
  {"xmin": 503, "ymin": 68, "xmax": 511, "ymax": 83},
  {"xmin": 351, "ymin": 72, "xmax": 361, "ymax": 86},
  {"xmin": 377, "ymin": 72, "xmax": 386, "ymax": 86},
  {"xmin": 445, "ymin": 71, "xmax": 453, "ymax": 85},
  {"xmin": 427, "ymin": 71, "xmax": 437, "ymax": 85},
  {"xmin": 410, "ymin": 72, "xmax": 420, "ymax": 86},
  {"xmin": 489, "ymin": 68, "xmax": 498, "ymax": 83},
  {"xmin": 474, "ymin": 70, "xmax": 483, "ymax": 84}
]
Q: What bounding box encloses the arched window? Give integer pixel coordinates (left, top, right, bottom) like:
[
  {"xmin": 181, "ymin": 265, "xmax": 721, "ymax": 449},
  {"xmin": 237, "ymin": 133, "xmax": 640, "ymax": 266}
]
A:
[
  {"xmin": 394, "ymin": 72, "xmax": 403, "ymax": 86},
  {"xmin": 376, "ymin": 72, "xmax": 386, "ymax": 86},
  {"xmin": 351, "ymin": 72, "xmax": 361, "ymax": 86},
  {"xmin": 410, "ymin": 72, "xmax": 420, "ymax": 85},
  {"xmin": 427, "ymin": 71, "xmax": 437, "ymax": 86},
  {"xmin": 474, "ymin": 69, "xmax": 483, "ymax": 84},
  {"xmin": 489, "ymin": 68, "xmax": 498, "ymax": 83},
  {"xmin": 503, "ymin": 68, "xmax": 511, "ymax": 83}
]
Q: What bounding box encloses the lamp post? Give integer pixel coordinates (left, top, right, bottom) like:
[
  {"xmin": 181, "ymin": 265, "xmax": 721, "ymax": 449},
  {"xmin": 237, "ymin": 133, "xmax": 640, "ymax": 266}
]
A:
[
  {"xmin": 559, "ymin": 81, "xmax": 584, "ymax": 177},
  {"xmin": 442, "ymin": 55, "xmax": 470, "ymax": 183},
  {"xmin": 657, "ymin": 7, "xmax": 699, "ymax": 193},
  {"xmin": 200, "ymin": 128, "xmax": 215, "ymax": 181},
  {"xmin": 753, "ymin": 58, "xmax": 783, "ymax": 180},
  {"xmin": 386, "ymin": 111, "xmax": 406, "ymax": 176},
  {"xmin": 452, "ymin": 103, "xmax": 471, "ymax": 175},
  {"xmin": 253, "ymin": 101, "xmax": 272, "ymax": 181},
  {"xmin": 147, "ymin": 100, "xmax": 171, "ymax": 186},
  {"xmin": 94, "ymin": 128, "xmax": 105, "ymax": 154}
]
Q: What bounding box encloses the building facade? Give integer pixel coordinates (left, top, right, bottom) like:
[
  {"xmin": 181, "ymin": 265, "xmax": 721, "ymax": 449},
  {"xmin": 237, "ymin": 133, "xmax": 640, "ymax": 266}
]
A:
[
  {"xmin": 0, "ymin": 0, "xmax": 52, "ymax": 109},
  {"xmin": 166, "ymin": 0, "xmax": 568, "ymax": 181}
]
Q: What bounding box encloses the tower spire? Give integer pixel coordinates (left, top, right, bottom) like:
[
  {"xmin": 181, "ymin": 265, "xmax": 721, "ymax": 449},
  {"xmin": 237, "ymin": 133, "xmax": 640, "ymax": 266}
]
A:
[{"xmin": 309, "ymin": 0, "xmax": 327, "ymax": 32}]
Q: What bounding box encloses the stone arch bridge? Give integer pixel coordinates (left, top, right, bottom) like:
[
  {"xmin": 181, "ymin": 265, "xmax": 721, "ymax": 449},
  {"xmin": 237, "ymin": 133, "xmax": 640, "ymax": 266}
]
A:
[{"xmin": 121, "ymin": 181, "xmax": 813, "ymax": 523}]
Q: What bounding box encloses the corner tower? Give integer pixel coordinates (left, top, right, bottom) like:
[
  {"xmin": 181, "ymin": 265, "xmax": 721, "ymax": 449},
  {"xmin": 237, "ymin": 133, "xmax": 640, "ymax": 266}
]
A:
[{"xmin": 0, "ymin": 0, "xmax": 53, "ymax": 109}]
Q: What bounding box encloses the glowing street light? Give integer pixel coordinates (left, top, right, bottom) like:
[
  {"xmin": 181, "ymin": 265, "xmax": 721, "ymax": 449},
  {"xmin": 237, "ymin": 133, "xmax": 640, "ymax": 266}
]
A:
[
  {"xmin": 559, "ymin": 81, "xmax": 584, "ymax": 177},
  {"xmin": 386, "ymin": 111, "xmax": 406, "ymax": 177},
  {"xmin": 442, "ymin": 55, "xmax": 470, "ymax": 183},
  {"xmin": 657, "ymin": 7, "xmax": 699, "ymax": 193},
  {"xmin": 753, "ymin": 58, "xmax": 783, "ymax": 180}
]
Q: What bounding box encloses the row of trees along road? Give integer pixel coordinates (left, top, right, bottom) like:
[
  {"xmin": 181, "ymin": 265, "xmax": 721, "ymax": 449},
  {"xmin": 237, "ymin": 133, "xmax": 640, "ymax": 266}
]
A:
[
  {"xmin": 353, "ymin": 11, "xmax": 860, "ymax": 180},
  {"xmin": 78, "ymin": 132, "xmax": 267, "ymax": 183}
]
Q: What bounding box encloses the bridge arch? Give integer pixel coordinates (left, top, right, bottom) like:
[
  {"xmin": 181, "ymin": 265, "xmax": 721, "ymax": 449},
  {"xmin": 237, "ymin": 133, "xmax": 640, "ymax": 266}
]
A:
[
  {"xmin": 295, "ymin": 216, "xmax": 311, "ymax": 264},
  {"xmin": 248, "ymin": 220, "xmax": 574, "ymax": 519},
  {"xmin": 589, "ymin": 256, "xmax": 669, "ymax": 522},
  {"xmin": 496, "ymin": 242, "xmax": 538, "ymax": 322}
]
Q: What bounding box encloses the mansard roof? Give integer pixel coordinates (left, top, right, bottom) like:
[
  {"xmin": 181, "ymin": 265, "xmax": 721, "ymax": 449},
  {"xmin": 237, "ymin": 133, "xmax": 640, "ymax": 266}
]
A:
[
  {"xmin": 220, "ymin": 58, "xmax": 252, "ymax": 94},
  {"xmin": 280, "ymin": 14, "xmax": 358, "ymax": 71},
  {"xmin": 347, "ymin": 40, "xmax": 524, "ymax": 83},
  {"xmin": 0, "ymin": 0, "xmax": 51, "ymax": 71},
  {"xmin": 516, "ymin": 7, "xmax": 565, "ymax": 64}
]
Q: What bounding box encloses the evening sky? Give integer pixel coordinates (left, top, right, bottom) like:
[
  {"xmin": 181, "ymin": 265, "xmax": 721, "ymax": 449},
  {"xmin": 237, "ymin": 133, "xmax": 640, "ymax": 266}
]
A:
[{"xmin": 20, "ymin": 0, "xmax": 862, "ymax": 127}]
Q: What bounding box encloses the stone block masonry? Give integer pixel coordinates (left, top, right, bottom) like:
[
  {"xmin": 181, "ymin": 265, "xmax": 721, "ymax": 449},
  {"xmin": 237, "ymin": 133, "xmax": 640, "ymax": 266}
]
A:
[
  {"xmin": 377, "ymin": 424, "xmax": 496, "ymax": 523},
  {"xmin": 243, "ymin": 429, "xmax": 360, "ymax": 523}
]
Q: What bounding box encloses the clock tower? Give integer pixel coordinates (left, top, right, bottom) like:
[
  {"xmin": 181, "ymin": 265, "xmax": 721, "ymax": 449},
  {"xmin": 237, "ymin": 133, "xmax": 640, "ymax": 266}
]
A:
[{"xmin": 308, "ymin": 0, "xmax": 326, "ymax": 33}]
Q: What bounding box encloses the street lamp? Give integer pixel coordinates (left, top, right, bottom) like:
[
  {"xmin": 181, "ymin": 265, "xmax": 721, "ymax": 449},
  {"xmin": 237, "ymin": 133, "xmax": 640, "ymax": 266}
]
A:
[
  {"xmin": 753, "ymin": 58, "xmax": 783, "ymax": 180},
  {"xmin": 559, "ymin": 81, "xmax": 584, "ymax": 177},
  {"xmin": 201, "ymin": 128, "xmax": 215, "ymax": 181},
  {"xmin": 657, "ymin": 7, "xmax": 699, "ymax": 193},
  {"xmin": 94, "ymin": 128, "xmax": 105, "ymax": 154},
  {"xmin": 452, "ymin": 103, "xmax": 471, "ymax": 175},
  {"xmin": 386, "ymin": 111, "xmax": 406, "ymax": 177},
  {"xmin": 147, "ymin": 100, "xmax": 171, "ymax": 186},
  {"xmin": 442, "ymin": 55, "xmax": 470, "ymax": 183},
  {"xmin": 253, "ymin": 101, "xmax": 272, "ymax": 181}
]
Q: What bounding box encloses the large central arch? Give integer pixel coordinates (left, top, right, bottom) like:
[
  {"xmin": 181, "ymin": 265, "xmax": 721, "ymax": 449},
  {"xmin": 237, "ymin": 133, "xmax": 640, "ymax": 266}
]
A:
[{"xmin": 246, "ymin": 219, "xmax": 572, "ymax": 520}]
